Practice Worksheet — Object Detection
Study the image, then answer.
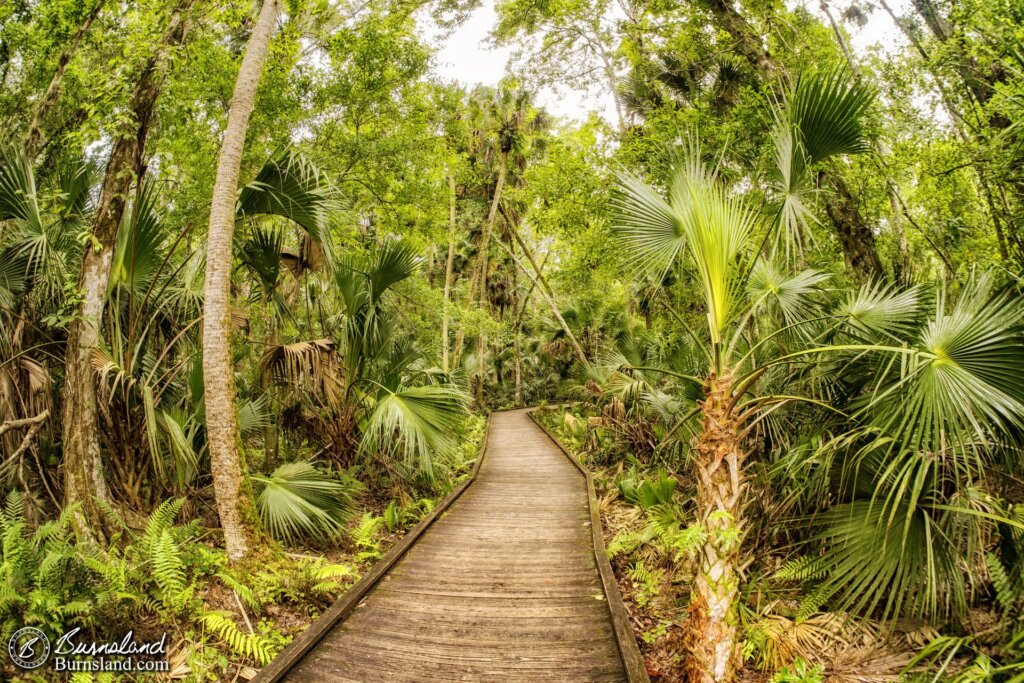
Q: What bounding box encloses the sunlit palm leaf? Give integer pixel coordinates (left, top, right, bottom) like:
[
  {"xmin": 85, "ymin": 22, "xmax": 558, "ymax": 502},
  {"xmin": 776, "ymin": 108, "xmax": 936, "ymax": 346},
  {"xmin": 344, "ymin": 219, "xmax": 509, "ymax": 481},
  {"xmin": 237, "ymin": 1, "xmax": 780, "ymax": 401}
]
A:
[
  {"xmin": 838, "ymin": 281, "xmax": 922, "ymax": 342},
  {"xmin": 613, "ymin": 141, "xmax": 760, "ymax": 346},
  {"xmin": 749, "ymin": 262, "xmax": 829, "ymax": 326},
  {"xmin": 361, "ymin": 385, "xmax": 469, "ymax": 478}
]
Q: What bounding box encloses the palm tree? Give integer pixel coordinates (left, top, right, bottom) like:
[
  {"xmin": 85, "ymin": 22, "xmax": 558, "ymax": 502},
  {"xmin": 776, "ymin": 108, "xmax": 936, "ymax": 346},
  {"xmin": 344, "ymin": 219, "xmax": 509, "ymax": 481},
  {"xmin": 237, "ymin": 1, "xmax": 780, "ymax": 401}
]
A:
[
  {"xmin": 611, "ymin": 141, "xmax": 1024, "ymax": 681},
  {"xmin": 461, "ymin": 83, "xmax": 548, "ymax": 396},
  {"xmin": 202, "ymin": 0, "xmax": 280, "ymax": 562}
]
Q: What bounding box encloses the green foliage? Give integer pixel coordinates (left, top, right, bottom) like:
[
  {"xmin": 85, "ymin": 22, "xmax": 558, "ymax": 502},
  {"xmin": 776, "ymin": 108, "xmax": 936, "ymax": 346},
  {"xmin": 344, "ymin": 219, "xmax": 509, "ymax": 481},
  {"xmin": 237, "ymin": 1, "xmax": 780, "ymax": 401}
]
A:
[
  {"xmin": 253, "ymin": 462, "xmax": 361, "ymax": 543},
  {"xmin": 200, "ymin": 611, "xmax": 275, "ymax": 666},
  {"xmin": 770, "ymin": 658, "xmax": 825, "ymax": 683},
  {"xmin": 351, "ymin": 512, "xmax": 384, "ymax": 563},
  {"xmin": 618, "ymin": 471, "xmax": 676, "ymax": 509}
]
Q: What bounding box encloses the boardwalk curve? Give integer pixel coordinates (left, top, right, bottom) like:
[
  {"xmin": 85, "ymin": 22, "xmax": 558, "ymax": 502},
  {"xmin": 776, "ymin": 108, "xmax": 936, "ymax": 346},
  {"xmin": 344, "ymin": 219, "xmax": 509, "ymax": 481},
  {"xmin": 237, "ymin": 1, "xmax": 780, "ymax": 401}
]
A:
[{"xmin": 254, "ymin": 408, "xmax": 647, "ymax": 682}]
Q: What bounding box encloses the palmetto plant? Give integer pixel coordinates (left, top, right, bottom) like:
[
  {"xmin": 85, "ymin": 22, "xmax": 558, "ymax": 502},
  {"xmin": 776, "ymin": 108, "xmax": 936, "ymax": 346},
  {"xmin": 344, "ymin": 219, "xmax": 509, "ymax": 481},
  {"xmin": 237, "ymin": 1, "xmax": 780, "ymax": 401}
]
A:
[
  {"xmin": 253, "ymin": 462, "xmax": 361, "ymax": 543},
  {"xmin": 261, "ymin": 241, "xmax": 469, "ymax": 480},
  {"xmin": 767, "ymin": 67, "xmax": 874, "ymax": 257},
  {"xmin": 611, "ymin": 139, "xmax": 1024, "ymax": 682}
]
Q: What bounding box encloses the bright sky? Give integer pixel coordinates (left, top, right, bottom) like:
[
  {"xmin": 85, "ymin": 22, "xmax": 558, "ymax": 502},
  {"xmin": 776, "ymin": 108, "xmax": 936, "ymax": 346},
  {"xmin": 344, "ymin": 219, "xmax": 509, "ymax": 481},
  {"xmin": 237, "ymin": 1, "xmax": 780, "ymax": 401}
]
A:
[{"xmin": 429, "ymin": 0, "xmax": 914, "ymax": 124}]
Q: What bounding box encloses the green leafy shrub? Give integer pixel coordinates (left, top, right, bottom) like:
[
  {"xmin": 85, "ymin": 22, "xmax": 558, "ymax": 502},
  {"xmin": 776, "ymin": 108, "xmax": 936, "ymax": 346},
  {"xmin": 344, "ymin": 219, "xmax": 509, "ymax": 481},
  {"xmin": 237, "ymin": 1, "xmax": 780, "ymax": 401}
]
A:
[{"xmin": 253, "ymin": 462, "xmax": 362, "ymax": 543}]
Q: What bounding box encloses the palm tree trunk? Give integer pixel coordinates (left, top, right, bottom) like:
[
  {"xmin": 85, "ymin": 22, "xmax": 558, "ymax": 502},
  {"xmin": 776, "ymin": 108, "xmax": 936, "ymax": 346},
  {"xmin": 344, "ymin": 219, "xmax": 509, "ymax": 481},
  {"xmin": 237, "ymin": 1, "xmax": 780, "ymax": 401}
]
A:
[
  {"xmin": 441, "ymin": 167, "xmax": 457, "ymax": 373},
  {"xmin": 684, "ymin": 373, "xmax": 744, "ymax": 683},
  {"xmin": 62, "ymin": 1, "xmax": 192, "ymax": 543},
  {"xmin": 24, "ymin": 0, "xmax": 105, "ymax": 159},
  {"xmin": 202, "ymin": 0, "xmax": 280, "ymax": 563}
]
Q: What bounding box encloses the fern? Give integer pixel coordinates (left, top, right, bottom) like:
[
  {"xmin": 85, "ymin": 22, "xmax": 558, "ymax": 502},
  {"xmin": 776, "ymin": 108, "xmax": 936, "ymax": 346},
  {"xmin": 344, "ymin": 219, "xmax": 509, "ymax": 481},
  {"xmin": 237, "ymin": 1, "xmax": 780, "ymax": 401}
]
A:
[
  {"xmin": 351, "ymin": 513, "xmax": 383, "ymax": 562},
  {"xmin": 202, "ymin": 611, "xmax": 275, "ymax": 666},
  {"xmin": 775, "ymin": 556, "xmax": 830, "ymax": 582},
  {"xmin": 218, "ymin": 572, "xmax": 261, "ymax": 612},
  {"xmin": 795, "ymin": 583, "xmax": 832, "ymax": 622},
  {"xmin": 987, "ymin": 552, "xmax": 1023, "ymax": 617}
]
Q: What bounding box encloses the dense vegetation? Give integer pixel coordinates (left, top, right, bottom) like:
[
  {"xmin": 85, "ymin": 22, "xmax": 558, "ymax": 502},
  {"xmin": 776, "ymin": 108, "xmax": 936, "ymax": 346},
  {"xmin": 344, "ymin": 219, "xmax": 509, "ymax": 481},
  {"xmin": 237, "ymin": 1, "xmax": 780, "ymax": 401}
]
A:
[{"xmin": 0, "ymin": 0, "xmax": 1022, "ymax": 680}]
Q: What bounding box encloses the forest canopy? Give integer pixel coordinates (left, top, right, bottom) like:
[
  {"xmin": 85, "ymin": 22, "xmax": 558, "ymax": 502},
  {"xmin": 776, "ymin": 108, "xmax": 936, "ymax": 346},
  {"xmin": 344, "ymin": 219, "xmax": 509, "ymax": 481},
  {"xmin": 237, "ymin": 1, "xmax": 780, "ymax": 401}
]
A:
[{"xmin": 1, "ymin": 0, "xmax": 1023, "ymax": 680}]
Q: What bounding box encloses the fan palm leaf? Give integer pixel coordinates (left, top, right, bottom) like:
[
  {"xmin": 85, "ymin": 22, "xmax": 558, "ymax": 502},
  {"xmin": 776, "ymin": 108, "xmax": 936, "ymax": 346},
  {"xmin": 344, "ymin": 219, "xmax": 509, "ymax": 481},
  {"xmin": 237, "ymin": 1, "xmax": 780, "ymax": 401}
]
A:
[
  {"xmin": 253, "ymin": 462, "xmax": 359, "ymax": 542},
  {"xmin": 360, "ymin": 384, "xmax": 469, "ymax": 478}
]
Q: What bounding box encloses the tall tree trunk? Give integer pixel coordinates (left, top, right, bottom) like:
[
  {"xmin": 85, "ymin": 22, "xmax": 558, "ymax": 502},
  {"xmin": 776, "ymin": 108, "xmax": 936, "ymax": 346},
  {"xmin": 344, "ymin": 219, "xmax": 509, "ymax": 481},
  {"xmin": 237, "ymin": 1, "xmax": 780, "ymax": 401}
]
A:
[
  {"xmin": 24, "ymin": 0, "xmax": 105, "ymax": 159},
  {"xmin": 262, "ymin": 300, "xmax": 279, "ymax": 467},
  {"xmin": 441, "ymin": 166, "xmax": 457, "ymax": 373},
  {"xmin": 703, "ymin": 0, "xmax": 775, "ymax": 77},
  {"xmin": 683, "ymin": 373, "xmax": 744, "ymax": 683},
  {"xmin": 202, "ymin": 0, "xmax": 280, "ymax": 562},
  {"xmin": 62, "ymin": 1, "xmax": 192, "ymax": 543},
  {"xmin": 24, "ymin": 0, "xmax": 104, "ymax": 160},
  {"xmin": 472, "ymin": 152, "xmax": 508, "ymax": 405}
]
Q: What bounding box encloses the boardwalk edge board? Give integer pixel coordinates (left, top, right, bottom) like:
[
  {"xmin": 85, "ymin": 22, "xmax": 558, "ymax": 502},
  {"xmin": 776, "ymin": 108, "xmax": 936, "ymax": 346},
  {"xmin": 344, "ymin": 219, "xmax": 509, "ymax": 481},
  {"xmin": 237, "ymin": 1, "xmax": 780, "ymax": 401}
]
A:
[
  {"xmin": 527, "ymin": 406, "xmax": 651, "ymax": 683},
  {"xmin": 251, "ymin": 415, "xmax": 495, "ymax": 682}
]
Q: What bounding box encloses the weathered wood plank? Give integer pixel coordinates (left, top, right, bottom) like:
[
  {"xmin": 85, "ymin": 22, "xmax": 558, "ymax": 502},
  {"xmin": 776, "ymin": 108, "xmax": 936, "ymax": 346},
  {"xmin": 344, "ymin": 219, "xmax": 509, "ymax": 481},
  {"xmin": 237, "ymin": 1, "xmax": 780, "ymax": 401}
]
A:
[{"xmin": 254, "ymin": 409, "xmax": 646, "ymax": 683}]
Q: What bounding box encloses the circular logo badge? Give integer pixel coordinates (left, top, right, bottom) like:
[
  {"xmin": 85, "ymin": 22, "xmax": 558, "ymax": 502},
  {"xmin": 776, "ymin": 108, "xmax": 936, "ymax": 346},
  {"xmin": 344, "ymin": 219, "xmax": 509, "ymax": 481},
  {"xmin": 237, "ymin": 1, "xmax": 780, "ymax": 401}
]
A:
[{"xmin": 8, "ymin": 627, "xmax": 50, "ymax": 669}]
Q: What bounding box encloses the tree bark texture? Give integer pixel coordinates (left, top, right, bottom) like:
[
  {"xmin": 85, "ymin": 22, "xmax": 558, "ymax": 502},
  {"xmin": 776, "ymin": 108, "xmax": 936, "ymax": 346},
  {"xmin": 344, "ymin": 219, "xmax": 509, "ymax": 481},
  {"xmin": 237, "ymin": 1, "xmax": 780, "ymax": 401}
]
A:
[
  {"xmin": 683, "ymin": 374, "xmax": 744, "ymax": 683},
  {"xmin": 201, "ymin": 0, "xmax": 280, "ymax": 562},
  {"xmin": 62, "ymin": 0, "xmax": 192, "ymax": 543}
]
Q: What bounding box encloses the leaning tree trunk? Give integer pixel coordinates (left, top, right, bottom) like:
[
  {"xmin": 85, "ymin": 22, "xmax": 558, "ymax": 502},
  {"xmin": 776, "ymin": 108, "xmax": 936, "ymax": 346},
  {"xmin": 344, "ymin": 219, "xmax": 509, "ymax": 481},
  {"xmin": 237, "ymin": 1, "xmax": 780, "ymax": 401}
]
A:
[
  {"xmin": 499, "ymin": 236, "xmax": 591, "ymax": 370},
  {"xmin": 62, "ymin": 1, "xmax": 192, "ymax": 543},
  {"xmin": 24, "ymin": 0, "xmax": 105, "ymax": 159},
  {"xmin": 441, "ymin": 166, "xmax": 457, "ymax": 373},
  {"xmin": 684, "ymin": 372, "xmax": 745, "ymax": 683},
  {"xmin": 820, "ymin": 169, "xmax": 885, "ymax": 282},
  {"xmin": 202, "ymin": 0, "xmax": 280, "ymax": 563}
]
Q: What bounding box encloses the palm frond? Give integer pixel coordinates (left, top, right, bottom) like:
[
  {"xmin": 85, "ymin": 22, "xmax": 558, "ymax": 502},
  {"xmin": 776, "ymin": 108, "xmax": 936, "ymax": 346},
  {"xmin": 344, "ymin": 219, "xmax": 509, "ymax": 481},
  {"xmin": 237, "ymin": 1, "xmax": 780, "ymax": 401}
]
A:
[
  {"xmin": 360, "ymin": 385, "xmax": 469, "ymax": 478},
  {"xmin": 787, "ymin": 66, "xmax": 875, "ymax": 164},
  {"xmin": 253, "ymin": 462, "xmax": 360, "ymax": 543},
  {"xmin": 236, "ymin": 149, "xmax": 337, "ymax": 271}
]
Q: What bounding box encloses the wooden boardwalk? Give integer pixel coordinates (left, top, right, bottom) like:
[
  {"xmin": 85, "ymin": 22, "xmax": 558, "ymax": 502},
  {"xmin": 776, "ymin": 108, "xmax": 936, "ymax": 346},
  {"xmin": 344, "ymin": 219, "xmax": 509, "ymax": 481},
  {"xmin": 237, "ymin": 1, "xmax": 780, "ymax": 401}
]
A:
[{"xmin": 255, "ymin": 409, "xmax": 646, "ymax": 682}]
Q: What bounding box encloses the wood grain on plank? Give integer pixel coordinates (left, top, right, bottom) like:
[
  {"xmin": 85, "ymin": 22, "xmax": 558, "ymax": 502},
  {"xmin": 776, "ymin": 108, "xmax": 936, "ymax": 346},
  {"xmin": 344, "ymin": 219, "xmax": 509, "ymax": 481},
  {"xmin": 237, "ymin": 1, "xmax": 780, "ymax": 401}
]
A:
[{"xmin": 256, "ymin": 409, "xmax": 645, "ymax": 683}]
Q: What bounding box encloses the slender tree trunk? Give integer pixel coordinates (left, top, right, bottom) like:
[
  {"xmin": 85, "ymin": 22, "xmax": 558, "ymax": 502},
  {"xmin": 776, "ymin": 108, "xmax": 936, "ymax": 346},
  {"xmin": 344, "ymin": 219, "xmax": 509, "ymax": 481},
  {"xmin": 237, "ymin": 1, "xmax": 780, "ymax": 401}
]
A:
[
  {"xmin": 473, "ymin": 153, "xmax": 508, "ymax": 405},
  {"xmin": 513, "ymin": 332, "xmax": 522, "ymax": 405},
  {"xmin": 262, "ymin": 300, "xmax": 279, "ymax": 467},
  {"xmin": 62, "ymin": 1, "xmax": 192, "ymax": 543},
  {"xmin": 202, "ymin": 0, "xmax": 280, "ymax": 562},
  {"xmin": 24, "ymin": 0, "xmax": 105, "ymax": 159},
  {"xmin": 684, "ymin": 373, "xmax": 744, "ymax": 683},
  {"xmin": 498, "ymin": 236, "xmax": 590, "ymax": 369},
  {"xmin": 441, "ymin": 167, "xmax": 457, "ymax": 373}
]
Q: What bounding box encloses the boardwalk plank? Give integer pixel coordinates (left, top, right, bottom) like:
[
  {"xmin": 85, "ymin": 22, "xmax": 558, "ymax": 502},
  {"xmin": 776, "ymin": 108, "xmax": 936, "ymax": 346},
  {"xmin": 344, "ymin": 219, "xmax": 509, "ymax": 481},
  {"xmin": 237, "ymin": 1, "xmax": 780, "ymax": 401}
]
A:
[{"xmin": 258, "ymin": 409, "xmax": 642, "ymax": 682}]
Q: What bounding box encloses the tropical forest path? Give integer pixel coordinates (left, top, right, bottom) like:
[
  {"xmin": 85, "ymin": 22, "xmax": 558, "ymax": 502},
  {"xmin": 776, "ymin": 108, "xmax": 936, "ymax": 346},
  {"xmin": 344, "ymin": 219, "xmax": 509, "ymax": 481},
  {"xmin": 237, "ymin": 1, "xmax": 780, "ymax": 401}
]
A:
[{"xmin": 255, "ymin": 408, "xmax": 645, "ymax": 682}]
